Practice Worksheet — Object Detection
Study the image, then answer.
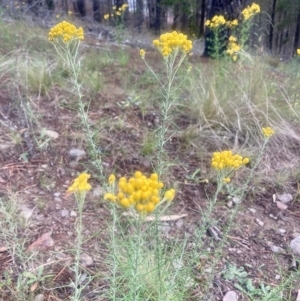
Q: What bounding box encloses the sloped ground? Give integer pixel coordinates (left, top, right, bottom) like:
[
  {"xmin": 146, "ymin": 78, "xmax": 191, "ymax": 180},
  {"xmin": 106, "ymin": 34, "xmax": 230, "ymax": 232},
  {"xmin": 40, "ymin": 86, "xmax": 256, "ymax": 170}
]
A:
[{"xmin": 0, "ymin": 22, "xmax": 300, "ymax": 300}]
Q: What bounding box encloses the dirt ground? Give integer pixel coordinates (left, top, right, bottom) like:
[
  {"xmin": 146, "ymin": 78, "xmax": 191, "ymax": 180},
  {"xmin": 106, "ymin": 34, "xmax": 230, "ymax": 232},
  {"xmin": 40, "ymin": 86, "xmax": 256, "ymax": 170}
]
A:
[{"xmin": 0, "ymin": 35, "xmax": 300, "ymax": 300}]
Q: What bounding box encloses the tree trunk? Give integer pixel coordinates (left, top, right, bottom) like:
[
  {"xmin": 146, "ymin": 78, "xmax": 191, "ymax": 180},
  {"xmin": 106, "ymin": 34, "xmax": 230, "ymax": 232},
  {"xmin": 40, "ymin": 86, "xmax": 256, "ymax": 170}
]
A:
[
  {"xmin": 155, "ymin": 0, "xmax": 161, "ymax": 33},
  {"xmin": 269, "ymin": 0, "xmax": 277, "ymax": 51},
  {"xmin": 93, "ymin": 0, "xmax": 101, "ymax": 22},
  {"xmin": 148, "ymin": 0, "xmax": 156, "ymax": 30},
  {"xmin": 198, "ymin": 0, "xmax": 206, "ymax": 37},
  {"xmin": 134, "ymin": 0, "xmax": 144, "ymax": 33},
  {"xmin": 294, "ymin": 6, "xmax": 300, "ymax": 51}
]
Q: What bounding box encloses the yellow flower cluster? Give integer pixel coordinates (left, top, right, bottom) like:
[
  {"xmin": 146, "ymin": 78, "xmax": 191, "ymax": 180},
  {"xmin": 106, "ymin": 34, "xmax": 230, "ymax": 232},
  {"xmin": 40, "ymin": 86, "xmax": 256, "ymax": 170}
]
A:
[
  {"xmin": 227, "ymin": 19, "xmax": 238, "ymax": 28},
  {"xmin": 105, "ymin": 3, "xmax": 128, "ymax": 18},
  {"xmin": 241, "ymin": 3, "xmax": 260, "ymax": 21},
  {"xmin": 153, "ymin": 31, "xmax": 193, "ymax": 57},
  {"xmin": 104, "ymin": 171, "xmax": 175, "ymax": 215},
  {"xmin": 226, "ymin": 36, "xmax": 241, "ymax": 61},
  {"xmin": 48, "ymin": 21, "xmax": 84, "ymax": 43},
  {"xmin": 262, "ymin": 127, "xmax": 274, "ymax": 138},
  {"xmin": 211, "ymin": 151, "xmax": 249, "ymax": 170},
  {"xmin": 205, "ymin": 15, "xmax": 226, "ymax": 28},
  {"xmin": 67, "ymin": 173, "xmax": 91, "ymax": 193},
  {"xmin": 140, "ymin": 49, "xmax": 145, "ymax": 59},
  {"xmin": 297, "ymin": 49, "xmax": 300, "ymax": 55}
]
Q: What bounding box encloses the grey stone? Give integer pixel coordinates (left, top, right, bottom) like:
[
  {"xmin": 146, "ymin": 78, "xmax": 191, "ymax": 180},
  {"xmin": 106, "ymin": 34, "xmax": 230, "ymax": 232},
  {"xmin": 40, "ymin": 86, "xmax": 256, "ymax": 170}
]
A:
[
  {"xmin": 255, "ymin": 218, "xmax": 264, "ymax": 226},
  {"xmin": 276, "ymin": 193, "xmax": 293, "ymax": 204},
  {"xmin": 69, "ymin": 148, "xmax": 86, "ymax": 157},
  {"xmin": 60, "ymin": 209, "xmax": 69, "ymax": 218},
  {"xmin": 70, "ymin": 211, "xmax": 77, "ymax": 217},
  {"xmin": 270, "ymin": 245, "xmax": 284, "ymax": 253},
  {"xmin": 223, "ymin": 290, "xmax": 238, "ymax": 301},
  {"xmin": 278, "ymin": 229, "xmax": 286, "ymax": 234},
  {"xmin": 227, "ymin": 200, "xmax": 233, "ymax": 208},
  {"xmin": 290, "ymin": 236, "xmax": 300, "ymax": 255},
  {"xmin": 80, "ymin": 253, "xmax": 94, "ymax": 266},
  {"xmin": 248, "ymin": 208, "xmax": 256, "ymax": 214},
  {"xmin": 232, "ymin": 197, "xmax": 241, "ymax": 204},
  {"xmin": 34, "ymin": 294, "xmax": 45, "ymax": 301}
]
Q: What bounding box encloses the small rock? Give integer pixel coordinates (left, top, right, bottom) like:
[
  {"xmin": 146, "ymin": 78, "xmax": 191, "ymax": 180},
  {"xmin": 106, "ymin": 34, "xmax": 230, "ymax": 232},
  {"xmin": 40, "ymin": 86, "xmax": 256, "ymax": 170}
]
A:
[
  {"xmin": 60, "ymin": 209, "xmax": 69, "ymax": 218},
  {"xmin": 223, "ymin": 290, "xmax": 238, "ymax": 301},
  {"xmin": 34, "ymin": 294, "xmax": 45, "ymax": 301},
  {"xmin": 69, "ymin": 148, "xmax": 86, "ymax": 157},
  {"xmin": 19, "ymin": 205, "xmax": 34, "ymax": 221},
  {"xmin": 290, "ymin": 236, "xmax": 300, "ymax": 255},
  {"xmin": 70, "ymin": 211, "xmax": 77, "ymax": 217},
  {"xmin": 248, "ymin": 208, "xmax": 256, "ymax": 214},
  {"xmin": 54, "ymin": 197, "xmax": 62, "ymax": 202},
  {"xmin": 255, "ymin": 218, "xmax": 264, "ymax": 226},
  {"xmin": 54, "ymin": 192, "xmax": 61, "ymax": 197},
  {"xmin": 275, "ymin": 275, "xmax": 280, "ymax": 280},
  {"xmin": 41, "ymin": 164, "xmax": 48, "ymax": 169},
  {"xmin": 276, "ymin": 193, "xmax": 293, "ymax": 204},
  {"xmin": 227, "ymin": 200, "xmax": 233, "ymax": 208},
  {"xmin": 80, "ymin": 253, "xmax": 94, "ymax": 267},
  {"xmin": 270, "ymin": 245, "xmax": 284, "ymax": 253},
  {"xmin": 232, "ymin": 197, "xmax": 241, "ymax": 204},
  {"xmin": 175, "ymin": 218, "xmax": 183, "ymax": 228},
  {"xmin": 269, "ymin": 213, "xmax": 278, "ymax": 220},
  {"xmin": 276, "ymin": 201, "xmax": 288, "ymax": 210},
  {"xmin": 278, "ymin": 229, "xmax": 286, "ymax": 234},
  {"xmin": 93, "ymin": 187, "xmax": 103, "ymax": 197},
  {"xmin": 44, "ymin": 129, "xmax": 59, "ymax": 139}
]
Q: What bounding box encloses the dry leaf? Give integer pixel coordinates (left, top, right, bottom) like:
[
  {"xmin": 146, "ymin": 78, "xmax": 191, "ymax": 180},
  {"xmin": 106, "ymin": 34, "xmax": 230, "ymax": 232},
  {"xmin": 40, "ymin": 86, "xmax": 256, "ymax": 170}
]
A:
[
  {"xmin": 27, "ymin": 232, "xmax": 54, "ymax": 252},
  {"xmin": 145, "ymin": 214, "xmax": 188, "ymax": 221},
  {"xmin": 30, "ymin": 282, "xmax": 38, "ymax": 292}
]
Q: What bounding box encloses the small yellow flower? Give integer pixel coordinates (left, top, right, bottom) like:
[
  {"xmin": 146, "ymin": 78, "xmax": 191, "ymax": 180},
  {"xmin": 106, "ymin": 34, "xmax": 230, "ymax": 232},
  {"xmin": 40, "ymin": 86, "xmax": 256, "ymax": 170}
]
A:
[
  {"xmin": 68, "ymin": 10, "xmax": 72, "ymax": 15},
  {"xmin": 164, "ymin": 189, "xmax": 176, "ymax": 202},
  {"xmin": 104, "ymin": 193, "xmax": 117, "ymax": 202},
  {"xmin": 56, "ymin": 14, "xmax": 60, "ymax": 18},
  {"xmin": 67, "ymin": 173, "xmax": 91, "ymax": 193},
  {"xmin": 108, "ymin": 174, "xmax": 116, "ymax": 185},
  {"xmin": 112, "ymin": 5, "xmax": 116, "ymax": 10},
  {"xmin": 227, "ymin": 19, "xmax": 238, "ymax": 27},
  {"xmin": 262, "ymin": 127, "xmax": 274, "ymax": 138},
  {"xmin": 226, "ymin": 36, "xmax": 240, "ymax": 60},
  {"xmin": 104, "ymin": 14, "xmax": 109, "ymax": 20},
  {"xmin": 187, "ymin": 66, "xmax": 192, "ymax": 72},
  {"xmin": 297, "ymin": 49, "xmax": 300, "ymax": 55},
  {"xmin": 140, "ymin": 49, "xmax": 145, "ymax": 59},
  {"xmin": 116, "ymin": 11, "xmax": 121, "ymax": 16},
  {"xmin": 223, "ymin": 177, "xmax": 231, "ymax": 183}
]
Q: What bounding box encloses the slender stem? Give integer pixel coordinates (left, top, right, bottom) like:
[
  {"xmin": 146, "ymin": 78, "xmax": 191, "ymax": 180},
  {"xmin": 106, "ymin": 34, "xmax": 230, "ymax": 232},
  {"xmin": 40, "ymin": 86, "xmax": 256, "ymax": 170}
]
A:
[
  {"xmin": 72, "ymin": 193, "xmax": 85, "ymax": 301},
  {"xmin": 110, "ymin": 204, "xmax": 118, "ymax": 301},
  {"xmin": 132, "ymin": 216, "xmax": 142, "ymax": 301}
]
